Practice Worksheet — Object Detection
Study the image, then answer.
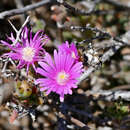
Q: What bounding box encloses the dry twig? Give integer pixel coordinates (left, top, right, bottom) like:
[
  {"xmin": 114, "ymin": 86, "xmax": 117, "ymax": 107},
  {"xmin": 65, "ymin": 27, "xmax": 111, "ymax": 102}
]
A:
[
  {"xmin": 77, "ymin": 31, "xmax": 130, "ymax": 84},
  {"xmin": 89, "ymin": 90, "xmax": 130, "ymax": 101},
  {"xmin": 0, "ymin": 0, "xmax": 51, "ymax": 19},
  {"xmin": 9, "ymin": 16, "xmax": 30, "ymax": 46}
]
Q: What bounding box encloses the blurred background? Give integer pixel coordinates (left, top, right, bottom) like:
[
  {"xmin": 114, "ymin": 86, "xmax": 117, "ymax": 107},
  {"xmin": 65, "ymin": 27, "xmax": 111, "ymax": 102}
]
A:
[{"xmin": 0, "ymin": 0, "xmax": 130, "ymax": 130}]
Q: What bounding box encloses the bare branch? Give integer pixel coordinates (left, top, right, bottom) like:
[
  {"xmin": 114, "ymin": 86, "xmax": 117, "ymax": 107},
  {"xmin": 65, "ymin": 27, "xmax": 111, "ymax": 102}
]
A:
[
  {"xmin": 77, "ymin": 31, "xmax": 130, "ymax": 84},
  {"xmin": 0, "ymin": 0, "xmax": 129, "ymax": 19},
  {"xmin": 57, "ymin": 0, "xmax": 130, "ymax": 16},
  {"xmin": 71, "ymin": 25, "xmax": 130, "ymax": 46},
  {"xmin": 0, "ymin": 0, "xmax": 51, "ymax": 19},
  {"xmin": 9, "ymin": 16, "xmax": 30, "ymax": 46},
  {"xmin": 57, "ymin": 0, "xmax": 113, "ymax": 16},
  {"xmin": 89, "ymin": 90, "xmax": 130, "ymax": 102},
  {"xmin": 8, "ymin": 20, "xmax": 18, "ymax": 33},
  {"xmin": 71, "ymin": 25, "xmax": 111, "ymax": 38}
]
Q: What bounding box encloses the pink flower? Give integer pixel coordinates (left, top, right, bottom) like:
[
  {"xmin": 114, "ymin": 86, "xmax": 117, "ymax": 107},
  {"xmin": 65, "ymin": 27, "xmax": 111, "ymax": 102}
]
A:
[
  {"xmin": 58, "ymin": 41, "xmax": 79, "ymax": 62},
  {"xmin": 1, "ymin": 27, "xmax": 49, "ymax": 73},
  {"xmin": 35, "ymin": 50, "xmax": 83, "ymax": 102}
]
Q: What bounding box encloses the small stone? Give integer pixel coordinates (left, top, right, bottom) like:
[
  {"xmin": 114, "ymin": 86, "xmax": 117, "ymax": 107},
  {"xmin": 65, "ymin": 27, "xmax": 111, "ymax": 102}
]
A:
[
  {"xmin": 32, "ymin": 122, "xmax": 39, "ymax": 128},
  {"xmin": 1, "ymin": 111, "xmax": 9, "ymax": 117}
]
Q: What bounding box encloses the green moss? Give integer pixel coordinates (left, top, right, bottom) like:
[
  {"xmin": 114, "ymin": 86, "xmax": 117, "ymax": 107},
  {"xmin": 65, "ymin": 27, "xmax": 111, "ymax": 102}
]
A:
[
  {"xmin": 123, "ymin": 65, "xmax": 130, "ymax": 72},
  {"xmin": 106, "ymin": 102, "xmax": 129, "ymax": 120}
]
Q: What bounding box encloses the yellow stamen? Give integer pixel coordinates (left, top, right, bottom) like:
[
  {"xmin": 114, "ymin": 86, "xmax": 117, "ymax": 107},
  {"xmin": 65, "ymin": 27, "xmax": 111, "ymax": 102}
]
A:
[
  {"xmin": 22, "ymin": 47, "xmax": 35, "ymax": 62},
  {"xmin": 56, "ymin": 71, "xmax": 69, "ymax": 85}
]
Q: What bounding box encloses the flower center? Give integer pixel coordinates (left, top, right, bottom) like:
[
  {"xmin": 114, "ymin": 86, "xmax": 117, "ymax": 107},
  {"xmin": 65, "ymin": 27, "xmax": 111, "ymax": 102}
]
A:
[
  {"xmin": 22, "ymin": 47, "xmax": 35, "ymax": 62},
  {"xmin": 56, "ymin": 71, "xmax": 69, "ymax": 85},
  {"xmin": 71, "ymin": 51, "xmax": 76, "ymax": 59}
]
